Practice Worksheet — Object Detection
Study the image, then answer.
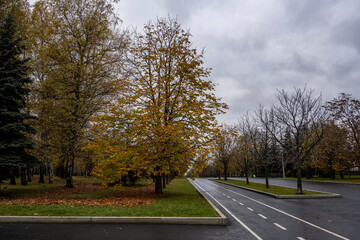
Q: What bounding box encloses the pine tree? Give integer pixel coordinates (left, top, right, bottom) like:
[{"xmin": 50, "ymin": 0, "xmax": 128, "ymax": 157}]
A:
[{"xmin": 0, "ymin": 14, "xmax": 38, "ymax": 173}]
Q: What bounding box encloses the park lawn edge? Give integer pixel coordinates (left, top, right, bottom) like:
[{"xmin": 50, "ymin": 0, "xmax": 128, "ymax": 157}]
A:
[
  {"xmin": 281, "ymin": 177, "xmax": 360, "ymax": 185},
  {"xmin": 212, "ymin": 179, "xmax": 342, "ymax": 199},
  {"xmin": 0, "ymin": 178, "xmax": 220, "ymax": 218}
]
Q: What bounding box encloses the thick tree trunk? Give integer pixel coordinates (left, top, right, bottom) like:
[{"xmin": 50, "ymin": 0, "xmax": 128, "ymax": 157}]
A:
[
  {"xmin": 27, "ymin": 167, "xmax": 32, "ymax": 182},
  {"xmin": 224, "ymin": 164, "xmax": 228, "ymax": 181},
  {"xmin": 20, "ymin": 167, "xmax": 27, "ymax": 186},
  {"xmin": 296, "ymin": 161, "xmax": 303, "ymax": 194},
  {"xmin": 66, "ymin": 158, "xmax": 74, "ymax": 188},
  {"xmin": 39, "ymin": 165, "xmax": 45, "ymax": 183},
  {"xmin": 10, "ymin": 167, "xmax": 16, "ymax": 185},
  {"xmin": 155, "ymin": 175, "xmax": 162, "ymax": 194}
]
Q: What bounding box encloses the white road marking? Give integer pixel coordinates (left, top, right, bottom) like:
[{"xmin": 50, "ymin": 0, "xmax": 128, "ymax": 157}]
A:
[
  {"xmin": 297, "ymin": 237, "xmax": 306, "ymax": 240},
  {"xmin": 227, "ymin": 195, "xmax": 231, "ymax": 198},
  {"xmin": 232, "ymin": 199, "xmax": 236, "ymax": 202},
  {"xmin": 191, "ymin": 180, "xmax": 263, "ymax": 240},
  {"xmin": 222, "ymin": 193, "xmax": 226, "ymax": 195},
  {"xmin": 274, "ymin": 223, "xmax": 287, "ymax": 230},
  {"xmin": 258, "ymin": 214, "xmax": 267, "ymax": 219},
  {"xmin": 207, "ymin": 181, "xmax": 350, "ymax": 240},
  {"xmin": 239, "ymin": 202, "xmax": 244, "ymax": 205},
  {"xmin": 247, "ymin": 207, "xmax": 254, "ymax": 211}
]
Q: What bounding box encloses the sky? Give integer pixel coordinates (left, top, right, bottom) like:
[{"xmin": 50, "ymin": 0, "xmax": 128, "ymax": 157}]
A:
[{"xmin": 30, "ymin": 0, "xmax": 360, "ymax": 125}]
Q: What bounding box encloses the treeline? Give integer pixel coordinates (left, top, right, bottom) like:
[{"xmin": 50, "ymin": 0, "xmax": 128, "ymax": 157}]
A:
[
  {"xmin": 197, "ymin": 88, "xmax": 360, "ymax": 194},
  {"xmin": 0, "ymin": 0, "xmax": 227, "ymax": 193}
]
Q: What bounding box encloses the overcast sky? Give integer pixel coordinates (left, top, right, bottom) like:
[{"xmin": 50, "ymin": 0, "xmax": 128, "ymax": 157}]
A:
[{"xmin": 30, "ymin": 0, "xmax": 360, "ymax": 124}]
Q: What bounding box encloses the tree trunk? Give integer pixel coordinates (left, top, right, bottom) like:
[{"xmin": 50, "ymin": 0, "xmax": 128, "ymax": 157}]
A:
[
  {"xmin": 66, "ymin": 158, "xmax": 74, "ymax": 188},
  {"xmin": 155, "ymin": 175, "xmax": 162, "ymax": 194},
  {"xmin": 224, "ymin": 164, "xmax": 228, "ymax": 181},
  {"xmin": 20, "ymin": 167, "xmax": 27, "ymax": 186},
  {"xmin": 265, "ymin": 164, "xmax": 269, "ymax": 188},
  {"xmin": 296, "ymin": 161, "xmax": 303, "ymax": 194},
  {"xmin": 166, "ymin": 174, "xmax": 169, "ymax": 184},
  {"xmin": 27, "ymin": 167, "xmax": 32, "ymax": 182},
  {"xmin": 245, "ymin": 161, "xmax": 249, "ymax": 184},
  {"xmin": 39, "ymin": 165, "xmax": 45, "ymax": 183},
  {"xmin": 10, "ymin": 167, "xmax": 16, "ymax": 185},
  {"xmin": 162, "ymin": 174, "xmax": 166, "ymax": 189},
  {"xmin": 47, "ymin": 159, "xmax": 53, "ymax": 184}
]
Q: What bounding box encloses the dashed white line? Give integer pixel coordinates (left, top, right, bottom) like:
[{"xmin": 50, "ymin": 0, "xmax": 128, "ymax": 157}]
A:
[
  {"xmin": 238, "ymin": 202, "xmax": 244, "ymax": 205},
  {"xmin": 207, "ymin": 181, "xmax": 350, "ymax": 240},
  {"xmin": 227, "ymin": 195, "xmax": 231, "ymax": 198},
  {"xmin": 274, "ymin": 223, "xmax": 287, "ymax": 230},
  {"xmin": 232, "ymin": 199, "xmax": 237, "ymax": 202},
  {"xmin": 258, "ymin": 214, "xmax": 267, "ymax": 219},
  {"xmin": 297, "ymin": 237, "xmax": 306, "ymax": 240},
  {"xmin": 191, "ymin": 180, "xmax": 263, "ymax": 240},
  {"xmin": 222, "ymin": 193, "xmax": 226, "ymax": 195},
  {"xmin": 247, "ymin": 207, "xmax": 254, "ymax": 211}
]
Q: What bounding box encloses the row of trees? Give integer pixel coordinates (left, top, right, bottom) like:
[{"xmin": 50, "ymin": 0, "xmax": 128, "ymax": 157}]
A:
[
  {"xmin": 0, "ymin": 0, "xmax": 227, "ymax": 193},
  {"xmin": 204, "ymin": 88, "xmax": 360, "ymax": 194}
]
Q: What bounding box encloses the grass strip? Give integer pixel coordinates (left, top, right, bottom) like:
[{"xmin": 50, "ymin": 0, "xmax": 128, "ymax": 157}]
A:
[
  {"xmin": 0, "ymin": 178, "xmax": 219, "ymax": 217},
  {"xmin": 214, "ymin": 179, "xmax": 326, "ymax": 195},
  {"xmin": 282, "ymin": 176, "xmax": 360, "ymax": 184}
]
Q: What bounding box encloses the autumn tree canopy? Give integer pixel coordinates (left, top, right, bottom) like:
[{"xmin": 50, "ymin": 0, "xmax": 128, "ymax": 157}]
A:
[
  {"xmin": 29, "ymin": 0, "xmax": 127, "ymax": 188},
  {"xmin": 90, "ymin": 17, "xmax": 227, "ymax": 193}
]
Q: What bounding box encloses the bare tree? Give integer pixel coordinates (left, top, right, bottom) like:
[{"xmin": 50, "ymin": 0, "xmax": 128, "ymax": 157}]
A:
[
  {"xmin": 236, "ymin": 114, "xmax": 255, "ymax": 185},
  {"xmin": 214, "ymin": 125, "xmax": 236, "ymax": 180},
  {"xmin": 259, "ymin": 87, "xmax": 327, "ymax": 194}
]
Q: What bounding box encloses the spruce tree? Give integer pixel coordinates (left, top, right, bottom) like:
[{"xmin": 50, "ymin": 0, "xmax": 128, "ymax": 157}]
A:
[{"xmin": 0, "ymin": 14, "xmax": 38, "ymax": 172}]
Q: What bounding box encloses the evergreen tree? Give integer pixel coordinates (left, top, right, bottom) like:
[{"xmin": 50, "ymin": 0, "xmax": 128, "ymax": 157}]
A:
[{"xmin": 0, "ymin": 14, "xmax": 38, "ymax": 172}]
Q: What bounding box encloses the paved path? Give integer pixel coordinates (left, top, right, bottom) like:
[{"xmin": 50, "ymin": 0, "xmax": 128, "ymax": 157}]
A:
[{"xmin": 1, "ymin": 178, "xmax": 358, "ymax": 240}]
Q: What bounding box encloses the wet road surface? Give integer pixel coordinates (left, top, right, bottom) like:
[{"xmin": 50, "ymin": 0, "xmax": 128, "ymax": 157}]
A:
[{"xmin": 0, "ymin": 178, "xmax": 358, "ymax": 240}]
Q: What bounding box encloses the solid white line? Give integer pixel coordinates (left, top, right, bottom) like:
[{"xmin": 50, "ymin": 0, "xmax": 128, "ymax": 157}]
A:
[
  {"xmin": 274, "ymin": 223, "xmax": 287, "ymax": 230},
  {"xmin": 297, "ymin": 237, "xmax": 306, "ymax": 240},
  {"xmin": 232, "ymin": 199, "xmax": 236, "ymax": 202},
  {"xmin": 191, "ymin": 181, "xmax": 263, "ymax": 240},
  {"xmin": 258, "ymin": 214, "xmax": 267, "ymax": 219},
  {"xmin": 239, "ymin": 202, "xmax": 244, "ymax": 205},
  {"xmin": 207, "ymin": 181, "xmax": 350, "ymax": 240},
  {"xmin": 247, "ymin": 207, "xmax": 254, "ymax": 211}
]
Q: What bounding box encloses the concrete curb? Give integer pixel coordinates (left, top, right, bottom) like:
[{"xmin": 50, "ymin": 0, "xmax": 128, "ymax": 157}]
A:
[
  {"xmin": 0, "ymin": 179, "xmax": 227, "ymax": 226},
  {"xmin": 0, "ymin": 216, "xmax": 226, "ymax": 225},
  {"xmin": 212, "ymin": 180, "xmax": 342, "ymax": 199},
  {"xmin": 187, "ymin": 178, "xmax": 228, "ymax": 225}
]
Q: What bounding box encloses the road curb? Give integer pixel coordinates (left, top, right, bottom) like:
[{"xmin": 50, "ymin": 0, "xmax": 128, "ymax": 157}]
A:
[
  {"xmin": 0, "ymin": 216, "xmax": 226, "ymax": 225},
  {"xmin": 188, "ymin": 178, "xmax": 228, "ymax": 225},
  {"xmin": 212, "ymin": 180, "xmax": 342, "ymax": 199}
]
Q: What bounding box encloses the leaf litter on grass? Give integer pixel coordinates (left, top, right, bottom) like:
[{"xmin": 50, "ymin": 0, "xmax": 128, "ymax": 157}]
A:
[{"xmin": 0, "ymin": 179, "xmax": 156, "ymax": 206}]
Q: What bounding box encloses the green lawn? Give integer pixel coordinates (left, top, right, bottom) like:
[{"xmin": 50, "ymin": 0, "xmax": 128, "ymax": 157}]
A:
[
  {"xmin": 0, "ymin": 178, "xmax": 218, "ymax": 217},
  {"xmin": 283, "ymin": 175, "xmax": 360, "ymax": 184},
  {"xmin": 214, "ymin": 179, "xmax": 325, "ymax": 195}
]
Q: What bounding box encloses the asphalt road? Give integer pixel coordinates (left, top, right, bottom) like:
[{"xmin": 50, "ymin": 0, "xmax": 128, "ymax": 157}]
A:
[{"xmin": 0, "ymin": 178, "xmax": 358, "ymax": 240}]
